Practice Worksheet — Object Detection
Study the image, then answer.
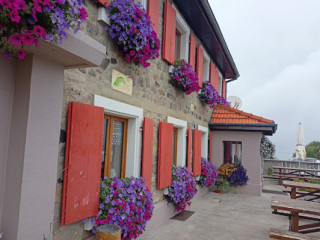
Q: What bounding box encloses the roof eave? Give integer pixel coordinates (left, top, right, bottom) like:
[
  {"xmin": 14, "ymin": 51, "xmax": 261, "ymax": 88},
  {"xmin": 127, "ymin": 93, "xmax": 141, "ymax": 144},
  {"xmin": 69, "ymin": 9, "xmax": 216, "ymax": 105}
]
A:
[
  {"xmin": 172, "ymin": 0, "xmax": 239, "ymax": 80},
  {"xmin": 209, "ymin": 123, "xmax": 278, "ymax": 136}
]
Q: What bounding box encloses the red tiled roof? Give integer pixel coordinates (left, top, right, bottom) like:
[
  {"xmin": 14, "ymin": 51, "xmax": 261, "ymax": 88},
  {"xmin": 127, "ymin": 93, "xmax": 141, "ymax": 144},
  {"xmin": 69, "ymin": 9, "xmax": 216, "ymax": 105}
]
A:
[{"xmin": 210, "ymin": 104, "xmax": 275, "ymax": 125}]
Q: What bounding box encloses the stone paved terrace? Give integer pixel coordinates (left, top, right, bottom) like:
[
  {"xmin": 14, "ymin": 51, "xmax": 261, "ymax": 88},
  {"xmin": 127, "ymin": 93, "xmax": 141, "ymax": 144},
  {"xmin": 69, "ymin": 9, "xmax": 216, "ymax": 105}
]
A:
[{"xmin": 138, "ymin": 179, "xmax": 320, "ymax": 240}]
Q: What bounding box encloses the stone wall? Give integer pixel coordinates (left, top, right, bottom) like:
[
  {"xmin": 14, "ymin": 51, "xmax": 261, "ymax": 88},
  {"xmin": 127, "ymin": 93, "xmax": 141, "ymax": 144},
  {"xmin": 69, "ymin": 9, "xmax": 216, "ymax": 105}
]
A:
[{"xmin": 53, "ymin": 0, "xmax": 213, "ymax": 239}]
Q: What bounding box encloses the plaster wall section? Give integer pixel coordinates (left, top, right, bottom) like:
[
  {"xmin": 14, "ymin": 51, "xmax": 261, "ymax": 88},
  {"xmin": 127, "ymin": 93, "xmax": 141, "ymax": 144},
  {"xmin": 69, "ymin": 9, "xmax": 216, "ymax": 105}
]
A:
[
  {"xmin": 53, "ymin": 0, "xmax": 214, "ymax": 238},
  {"xmin": 0, "ymin": 58, "xmax": 14, "ymax": 230},
  {"xmin": 211, "ymin": 131, "xmax": 263, "ymax": 196}
]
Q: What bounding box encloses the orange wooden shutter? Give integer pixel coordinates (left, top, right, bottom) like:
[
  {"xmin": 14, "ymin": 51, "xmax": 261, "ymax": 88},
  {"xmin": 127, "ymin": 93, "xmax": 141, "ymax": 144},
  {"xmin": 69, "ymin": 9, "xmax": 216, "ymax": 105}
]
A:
[
  {"xmin": 196, "ymin": 45, "xmax": 204, "ymax": 88},
  {"xmin": 209, "ymin": 132, "xmax": 212, "ymax": 162},
  {"xmin": 222, "ymin": 79, "xmax": 226, "ymax": 98},
  {"xmin": 189, "ymin": 34, "xmax": 196, "ymax": 70},
  {"xmin": 61, "ymin": 102, "xmax": 104, "ymax": 225},
  {"xmin": 210, "ymin": 62, "xmax": 219, "ymax": 91},
  {"xmin": 148, "ymin": 0, "xmax": 160, "ymax": 35},
  {"xmin": 97, "ymin": 0, "xmax": 109, "ymax": 7},
  {"xmin": 158, "ymin": 122, "xmax": 173, "ymax": 189},
  {"xmin": 187, "ymin": 128, "xmax": 192, "ymax": 171},
  {"xmin": 142, "ymin": 118, "xmax": 154, "ymax": 191},
  {"xmin": 193, "ymin": 130, "xmax": 202, "ymax": 176},
  {"xmin": 162, "ymin": 0, "xmax": 176, "ymax": 64}
]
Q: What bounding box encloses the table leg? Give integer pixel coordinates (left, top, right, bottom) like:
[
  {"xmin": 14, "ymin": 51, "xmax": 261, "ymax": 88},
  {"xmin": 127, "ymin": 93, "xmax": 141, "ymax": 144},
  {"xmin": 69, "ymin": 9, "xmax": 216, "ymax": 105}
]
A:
[
  {"xmin": 279, "ymin": 168, "xmax": 283, "ymax": 185},
  {"xmin": 290, "ymin": 212, "xmax": 299, "ymax": 232},
  {"xmin": 291, "ymin": 187, "xmax": 297, "ymax": 199}
]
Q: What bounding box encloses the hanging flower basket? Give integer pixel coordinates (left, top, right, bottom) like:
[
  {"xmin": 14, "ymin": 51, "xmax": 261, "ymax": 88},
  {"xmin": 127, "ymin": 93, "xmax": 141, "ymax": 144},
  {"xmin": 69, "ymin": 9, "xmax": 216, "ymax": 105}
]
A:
[
  {"xmin": 105, "ymin": 0, "xmax": 160, "ymax": 68},
  {"xmin": 0, "ymin": 0, "xmax": 87, "ymax": 60},
  {"xmin": 170, "ymin": 59, "xmax": 200, "ymax": 95},
  {"xmin": 167, "ymin": 166, "xmax": 198, "ymax": 212},
  {"xmin": 83, "ymin": 176, "xmax": 154, "ymax": 240},
  {"xmin": 197, "ymin": 158, "xmax": 218, "ymax": 188},
  {"xmin": 198, "ymin": 81, "xmax": 219, "ymax": 108}
]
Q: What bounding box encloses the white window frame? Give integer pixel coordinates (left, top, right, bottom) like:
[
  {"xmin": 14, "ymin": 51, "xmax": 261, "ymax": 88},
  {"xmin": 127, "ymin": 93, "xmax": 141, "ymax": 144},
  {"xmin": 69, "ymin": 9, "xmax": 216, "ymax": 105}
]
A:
[
  {"xmin": 203, "ymin": 50, "xmax": 210, "ymax": 82},
  {"xmin": 198, "ymin": 125, "xmax": 209, "ymax": 160},
  {"xmin": 167, "ymin": 116, "xmax": 187, "ymax": 167},
  {"xmin": 173, "ymin": 4, "xmax": 190, "ymax": 61},
  {"xmin": 218, "ymin": 71, "xmax": 223, "ymax": 96},
  {"xmin": 98, "ymin": 0, "xmax": 148, "ymax": 25},
  {"xmin": 94, "ymin": 95, "xmax": 143, "ymax": 178}
]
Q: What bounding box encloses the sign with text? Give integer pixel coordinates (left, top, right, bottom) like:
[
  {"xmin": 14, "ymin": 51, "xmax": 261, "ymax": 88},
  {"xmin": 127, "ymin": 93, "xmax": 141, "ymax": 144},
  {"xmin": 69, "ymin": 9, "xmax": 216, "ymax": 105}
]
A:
[{"xmin": 111, "ymin": 69, "xmax": 133, "ymax": 96}]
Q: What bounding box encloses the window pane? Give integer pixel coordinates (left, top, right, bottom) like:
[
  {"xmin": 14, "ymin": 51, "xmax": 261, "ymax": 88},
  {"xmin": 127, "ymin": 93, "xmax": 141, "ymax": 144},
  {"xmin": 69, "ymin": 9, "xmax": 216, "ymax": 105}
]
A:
[
  {"xmin": 111, "ymin": 120, "xmax": 124, "ymax": 178},
  {"xmin": 175, "ymin": 31, "xmax": 180, "ymax": 60},
  {"xmin": 224, "ymin": 141, "xmax": 242, "ymax": 164},
  {"xmin": 101, "ymin": 118, "xmax": 108, "ymax": 176},
  {"xmin": 172, "ymin": 128, "xmax": 177, "ymax": 165}
]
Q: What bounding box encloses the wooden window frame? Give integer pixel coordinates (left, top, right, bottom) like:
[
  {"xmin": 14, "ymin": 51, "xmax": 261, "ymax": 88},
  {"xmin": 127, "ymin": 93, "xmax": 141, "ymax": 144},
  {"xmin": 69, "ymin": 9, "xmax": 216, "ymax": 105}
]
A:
[
  {"xmin": 173, "ymin": 127, "xmax": 178, "ymax": 165},
  {"xmin": 175, "ymin": 29, "xmax": 182, "ymax": 60},
  {"xmin": 103, "ymin": 115, "xmax": 128, "ymax": 178}
]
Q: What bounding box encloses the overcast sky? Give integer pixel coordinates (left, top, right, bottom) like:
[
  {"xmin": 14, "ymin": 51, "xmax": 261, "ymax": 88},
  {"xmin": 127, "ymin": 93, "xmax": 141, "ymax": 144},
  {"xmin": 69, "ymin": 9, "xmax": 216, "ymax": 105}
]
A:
[{"xmin": 209, "ymin": 0, "xmax": 320, "ymax": 159}]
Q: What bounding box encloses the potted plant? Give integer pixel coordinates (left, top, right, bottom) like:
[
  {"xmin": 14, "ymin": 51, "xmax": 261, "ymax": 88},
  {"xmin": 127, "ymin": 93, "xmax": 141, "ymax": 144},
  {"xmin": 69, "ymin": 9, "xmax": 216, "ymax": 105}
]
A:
[
  {"xmin": 228, "ymin": 163, "xmax": 249, "ymax": 187},
  {"xmin": 0, "ymin": 0, "xmax": 87, "ymax": 60},
  {"xmin": 218, "ymin": 95, "xmax": 230, "ymax": 107},
  {"xmin": 167, "ymin": 165, "xmax": 198, "ymax": 212},
  {"xmin": 83, "ymin": 176, "xmax": 154, "ymax": 240},
  {"xmin": 105, "ymin": 0, "xmax": 160, "ymax": 68},
  {"xmin": 170, "ymin": 59, "xmax": 200, "ymax": 95},
  {"xmin": 198, "ymin": 81, "xmax": 219, "ymax": 108},
  {"xmin": 198, "ymin": 158, "xmax": 218, "ymax": 188},
  {"xmin": 215, "ymin": 178, "xmax": 230, "ymax": 193}
]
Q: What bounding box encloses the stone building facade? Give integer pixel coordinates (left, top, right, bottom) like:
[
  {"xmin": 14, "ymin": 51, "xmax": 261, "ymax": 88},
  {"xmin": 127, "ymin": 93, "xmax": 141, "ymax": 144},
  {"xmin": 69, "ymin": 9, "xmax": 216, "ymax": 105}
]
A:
[{"xmin": 0, "ymin": 0, "xmax": 240, "ymax": 239}]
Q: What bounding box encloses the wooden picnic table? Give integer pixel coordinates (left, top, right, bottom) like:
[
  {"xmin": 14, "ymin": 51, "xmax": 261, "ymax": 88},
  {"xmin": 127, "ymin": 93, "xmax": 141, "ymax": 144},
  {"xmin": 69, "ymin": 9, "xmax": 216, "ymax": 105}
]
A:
[
  {"xmin": 271, "ymin": 196, "xmax": 320, "ymax": 234},
  {"xmin": 273, "ymin": 166, "xmax": 320, "ymax": 184},
  {"xmin": 283, "ymin": 180, "xmax": 320, "ymax": 201}
]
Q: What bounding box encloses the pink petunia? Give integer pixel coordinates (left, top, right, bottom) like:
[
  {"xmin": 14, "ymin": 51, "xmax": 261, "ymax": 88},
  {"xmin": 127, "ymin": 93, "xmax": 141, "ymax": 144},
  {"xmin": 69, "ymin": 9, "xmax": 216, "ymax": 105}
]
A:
[
  {"xmin": 21, "ymin": 31, "xmax": 35, "ymax": 46},
  {"xmin": 33, "ymin": 25, "xmax": 46, "ymax": 37},
  {"xmin": 13, "ymin": 0, "xmax": 26, "ymax": 11},
  {"xmin": 9, "ymin": 33, "xmax": 22, "ymax": 46},
  {"xmin": 79, "ymin": 7, "xmax": 87, "ymax": 21},
  {"xmin": 0, "ymin": 23, "xmax": 6, "ymax": 29},
  {"xmin": 10, "ymin": 9, "xmax": 21, "ymax": 23},
  {"xmin": 17, "ymin": 48, "xmax": 26, "ymax": 60},
  {"xmin": 0, "ymin": 0, "xmax": 12, "ymax": 9}
]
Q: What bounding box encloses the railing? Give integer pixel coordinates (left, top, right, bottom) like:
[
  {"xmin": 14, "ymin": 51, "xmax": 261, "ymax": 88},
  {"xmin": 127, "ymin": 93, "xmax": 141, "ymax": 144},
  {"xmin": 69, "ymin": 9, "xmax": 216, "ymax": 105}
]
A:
[{"xmin": 263, "ymin": 159, "xmax": 320, "ymax": 177}]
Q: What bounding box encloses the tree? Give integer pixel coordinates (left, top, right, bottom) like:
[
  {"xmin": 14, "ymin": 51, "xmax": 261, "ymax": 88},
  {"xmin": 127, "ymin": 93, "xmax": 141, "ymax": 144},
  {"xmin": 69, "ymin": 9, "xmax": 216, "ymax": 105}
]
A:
[
  {"xmin": 305, "ymin": 141, "xmax": 320, "ymax": 160},
  {"xmin": 260, "ymin": 135, "xmax": 276, "ymax": 159}
]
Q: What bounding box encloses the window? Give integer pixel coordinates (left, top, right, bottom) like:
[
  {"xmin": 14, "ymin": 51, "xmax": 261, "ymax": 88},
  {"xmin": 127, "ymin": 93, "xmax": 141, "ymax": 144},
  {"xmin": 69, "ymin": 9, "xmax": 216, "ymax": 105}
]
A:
[
  {"xmin": 224, "ymin": 141, "xmax": 242, "ymax": 164},
  {"xmin": 198, "ymin": 125, "xmax": 209, "ymax": 159},
  {"xmin": 175, "ymin": 29, "xmax": 181, "ymax": 60},
  {"xmin": 203, "ymin": 50, "xmax": 210, "ymax": 82},
  {"xmin": 172, "ymin": 127, "xmax": 178, "ymax": 165},
  {"xmin": 167, "ymin": 116, "xmax": 187, "ymax": 167},
  {"xmin": 94, "ymin": 95, "xmax": 143, "ymax": 178},
  {"xmin": 102, "ymin": 115, "xmax": 128, "ymax": 178},
  {"xmin": 173, "ymin": 4, "xmax": 190, "ymax": 61},
  {"xmin": 134, "ymin": 0, "xmax": 147, "ymax": 9}
]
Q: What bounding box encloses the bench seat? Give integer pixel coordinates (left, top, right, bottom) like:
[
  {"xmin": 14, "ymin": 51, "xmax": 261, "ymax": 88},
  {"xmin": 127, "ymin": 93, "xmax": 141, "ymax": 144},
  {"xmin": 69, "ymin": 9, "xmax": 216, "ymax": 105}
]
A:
[{"xmin": 270, "ymin": 228, "xmax": 320, "ymax": 240}]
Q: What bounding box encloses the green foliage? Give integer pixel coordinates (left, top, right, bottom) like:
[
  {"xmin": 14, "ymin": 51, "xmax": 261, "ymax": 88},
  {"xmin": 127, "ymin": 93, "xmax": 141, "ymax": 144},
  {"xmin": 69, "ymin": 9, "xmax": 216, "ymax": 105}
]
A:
[
  {"xmin": 306, "ymin": 141, "xmax": 320, "ymax": 160},
  {"xmin": 267, "ymin": 167, "xmax": 273, "ymax": 176}
]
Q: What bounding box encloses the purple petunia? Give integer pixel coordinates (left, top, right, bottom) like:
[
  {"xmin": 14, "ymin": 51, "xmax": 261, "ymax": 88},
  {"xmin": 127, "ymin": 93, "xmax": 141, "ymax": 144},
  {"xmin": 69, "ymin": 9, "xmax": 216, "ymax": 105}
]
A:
[
  {"xmin": 170, "ymin": 60, "xmax": 200, "ymax": 95},
  {"xmin": 167, "ymin": 166, "xmax": 198, "ymax": 212},
  {"xmin": 198, "ymin": 158, "xmax": 218, "ymax": 188},
  {"xmin": 106, "ymin": 0, "xmax": 160, "ymax": 68},
  {"xmin": 198, "ymin": 81, "xmax": 220, "ymax": 108}
]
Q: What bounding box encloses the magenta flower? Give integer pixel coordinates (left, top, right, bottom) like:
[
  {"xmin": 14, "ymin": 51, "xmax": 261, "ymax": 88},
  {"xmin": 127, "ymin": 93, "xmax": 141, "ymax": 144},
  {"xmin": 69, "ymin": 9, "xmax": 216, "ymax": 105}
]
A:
[
  {"xmin": 10, "ymin": 9, "xmax": 21, "ymax": 23},
  {"xmin": 22, "ymin": 32, "xmax": 35, "ymax": 46},
  {"xmin": 198, "ymin": 158, "xmax": 218, "ymax": 188},
  {"xmin": 17, "ymin": 48, "xmax": 26, "ymax": 60},
  {"xmin": 33, "ymin": 25, "xmax": 46, "ymax": 37},
  {"xmin": 13, "ymin": 0, "xmax": 26, "ymax": 11},
  {"xmin": 0, "ymin": 0, "xmax": 12, "ymax": 9},
  {"xmin": 79, "ymin": 7, "xmax": 87, "ymax": 21},
  {"xmin": 10, "ymin": 33, "xmax": 22, "ymax": 46}
]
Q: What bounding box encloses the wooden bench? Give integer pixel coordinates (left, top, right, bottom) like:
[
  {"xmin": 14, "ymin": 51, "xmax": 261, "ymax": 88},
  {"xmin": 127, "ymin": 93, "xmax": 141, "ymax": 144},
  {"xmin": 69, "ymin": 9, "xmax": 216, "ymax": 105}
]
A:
[
  {"xmin": 272, "ymin": 167, "xmax": 320, "ymax": 184},
  {"xmin": 270, "ymin": 228, "xmax": 320, "ymax": 240},
  {"xmin": 271, "ymin": 196, "xmax": 320, "ymax": 233}
]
